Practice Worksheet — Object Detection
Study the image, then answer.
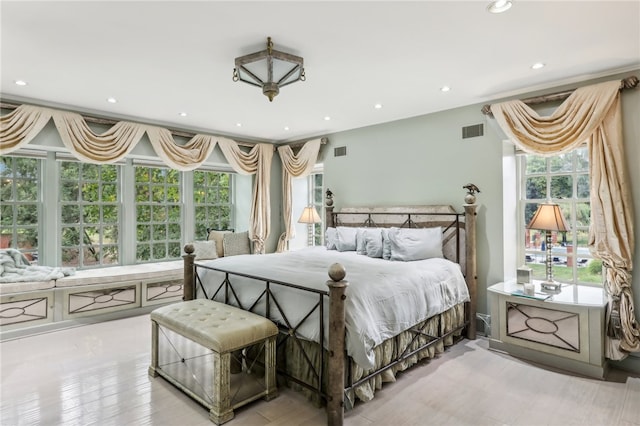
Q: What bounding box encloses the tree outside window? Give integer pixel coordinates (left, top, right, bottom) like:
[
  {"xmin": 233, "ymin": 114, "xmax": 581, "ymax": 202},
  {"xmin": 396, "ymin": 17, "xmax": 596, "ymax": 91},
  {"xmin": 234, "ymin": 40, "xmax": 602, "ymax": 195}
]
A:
[
  {"xmin": 194, "ymin": 170, "xmax": 232, "ymax": 238},
  {"xmin": 135, "ymin": 166, "xmax": 182, "ymax": 262},
  {"xmin": 60, "ymin": 162, "xmax": 120, "ymax": 268},
  {"xmin": 0, "ymin": 156, "xmax": 40, "ymax": 262}
]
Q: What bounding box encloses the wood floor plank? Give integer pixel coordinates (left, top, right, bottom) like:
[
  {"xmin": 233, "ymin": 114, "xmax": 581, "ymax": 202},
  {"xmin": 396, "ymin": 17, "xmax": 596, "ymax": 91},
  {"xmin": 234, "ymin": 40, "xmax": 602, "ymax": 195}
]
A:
[{"xmin": 2, "ymin": 314, "xmax": 639, "ymax": 426}]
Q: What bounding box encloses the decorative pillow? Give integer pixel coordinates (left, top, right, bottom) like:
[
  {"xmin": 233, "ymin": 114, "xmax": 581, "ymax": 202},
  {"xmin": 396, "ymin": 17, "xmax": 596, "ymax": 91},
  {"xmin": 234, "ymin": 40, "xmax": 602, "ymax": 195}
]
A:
[
  {"xmin": 356, "ymin": 228, "xmax": 368, "ymax": 255},
  {"xmin": 325, "ymin": 227, "xmax": 338, "ymax": 250},
  {"xmin": 381, "ymin": 228, "xmax": 392, "ymax": 260},
  {"xmin": 335, "ymin": 227, "xmax": 358, "ymax": 252},
  {"xmin": 388, "ymin": 227, "xmax": 443, "ymax": 261},
  {"xmin": 363, "ymin": 228, "xmax": 383, "ymax": 258},
  {"xmin": 223, "ymin": 231, "xmax": 251, "ymax": 257},
  {"xmin": 191, "ymin": 240, "xmax": 218, "ymax": 260},
  {"xmin": 208, "ymin": 230, "xmax": 233, "ymax": 257}
]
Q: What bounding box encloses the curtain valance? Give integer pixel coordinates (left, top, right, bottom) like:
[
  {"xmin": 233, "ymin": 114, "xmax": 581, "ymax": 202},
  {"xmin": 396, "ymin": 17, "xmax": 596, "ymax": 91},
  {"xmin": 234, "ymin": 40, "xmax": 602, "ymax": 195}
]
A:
[
  {"xmin": 491, "ymin": 79, "xmax": 638, "ymax": 359},
  {"xmin": 276, "ymin": 138, "xmax": 322, "ymax": 252},
  {"xmin": 0, "ymin": 104, "xmax": 274, "ymax": 253}
]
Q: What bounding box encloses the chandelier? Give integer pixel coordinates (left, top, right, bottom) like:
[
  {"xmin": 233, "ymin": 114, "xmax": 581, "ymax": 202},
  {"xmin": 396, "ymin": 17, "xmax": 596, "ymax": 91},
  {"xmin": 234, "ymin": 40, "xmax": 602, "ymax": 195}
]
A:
[{"xmin": 233, "ymin": 37, "xmax": 305, "ymax": 102}]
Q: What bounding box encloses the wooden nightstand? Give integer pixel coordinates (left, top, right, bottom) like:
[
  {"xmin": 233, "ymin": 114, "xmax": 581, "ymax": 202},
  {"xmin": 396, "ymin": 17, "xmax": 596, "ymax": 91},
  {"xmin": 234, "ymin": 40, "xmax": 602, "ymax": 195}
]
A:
[{"xmin": 488, "ymin": 281, "xmax": 608, "ymax": 378}]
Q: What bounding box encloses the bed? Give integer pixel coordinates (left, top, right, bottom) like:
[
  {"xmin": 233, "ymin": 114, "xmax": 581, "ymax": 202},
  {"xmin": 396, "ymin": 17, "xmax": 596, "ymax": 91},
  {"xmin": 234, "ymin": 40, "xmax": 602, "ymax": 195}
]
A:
[{"xmin": 181, "ymin": 195, "xmax": 478, "ymax": 422}]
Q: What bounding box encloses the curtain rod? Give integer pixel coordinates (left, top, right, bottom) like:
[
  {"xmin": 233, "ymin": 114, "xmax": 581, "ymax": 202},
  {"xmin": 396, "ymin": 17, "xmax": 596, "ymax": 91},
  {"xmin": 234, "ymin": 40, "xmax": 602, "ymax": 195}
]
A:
[
  {"xmin": 0, "ymin": 100, "xmax": 328, "ymax": 150},
  {"xmin": 481, "ymin": 75, "xmax": 639, "ymax": 116}
]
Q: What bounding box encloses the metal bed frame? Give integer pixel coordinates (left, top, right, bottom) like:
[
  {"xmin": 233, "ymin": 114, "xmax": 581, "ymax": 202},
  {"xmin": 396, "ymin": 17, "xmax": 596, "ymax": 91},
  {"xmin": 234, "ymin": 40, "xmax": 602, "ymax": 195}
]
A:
[{"xmin": 182, "ymin": 199, "xmax": 478, "ymax": 425}]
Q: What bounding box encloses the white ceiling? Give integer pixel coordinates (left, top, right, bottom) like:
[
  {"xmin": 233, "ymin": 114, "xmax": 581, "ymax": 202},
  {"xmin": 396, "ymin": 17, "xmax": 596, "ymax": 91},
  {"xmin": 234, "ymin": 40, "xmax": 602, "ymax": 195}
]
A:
[{"xmin": 2, "ymin": 1, "xmax": 639, "ymax": 144}]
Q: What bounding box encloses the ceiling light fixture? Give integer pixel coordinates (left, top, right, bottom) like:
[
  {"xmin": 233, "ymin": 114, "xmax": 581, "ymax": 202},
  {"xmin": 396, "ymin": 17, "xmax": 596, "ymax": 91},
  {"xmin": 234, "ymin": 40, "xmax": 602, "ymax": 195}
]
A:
[
  {"xmin": 14, "ymin": 80, "xmax": 28, "ymax": 86},
  {"xmin": 374, "ymin": 103, "xmax": 383, "ymax": 109},
  {"xmin": 531, "ymin": 62, "xmax": 546, "ymax": 70},
  {"xmin": 106, "ymin": 97, "xmax": 117, "ymax": 104},
  {"xmin": 324, "ymin": 116, "xmax": 331, "ymax": 121},
  {"xmin": 178, "ymin": 112, "xmax": 188, "ymax": 117},
  {"xmin": 233, "ymin": 37, "xmax": 305, "ymax": 102},
  {"xmin": 487, "ymin": 0, "xmax": 512, "ymax": 13},
  {"xmin": 441, "ymin": 86, "xmax": 451, "ymax": 92}
]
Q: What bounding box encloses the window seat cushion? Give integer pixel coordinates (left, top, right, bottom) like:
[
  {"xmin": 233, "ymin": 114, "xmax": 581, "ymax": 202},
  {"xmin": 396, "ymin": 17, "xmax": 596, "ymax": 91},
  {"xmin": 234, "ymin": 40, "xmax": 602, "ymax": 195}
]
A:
[{"xmin": 54, "ymin": 260, "xmax": 184, "ymax": 288}]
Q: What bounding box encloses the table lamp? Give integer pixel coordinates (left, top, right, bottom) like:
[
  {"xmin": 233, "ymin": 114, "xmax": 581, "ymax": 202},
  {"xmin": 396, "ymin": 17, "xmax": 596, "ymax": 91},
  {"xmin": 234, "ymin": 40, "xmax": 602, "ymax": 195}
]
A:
[
  {"xmin": 298, "ymin": 206, "xmax": 322, "ymax": 246},
  {"xmin": 526, "ymin": 202, "xmax": 569, "ymax": 292}
]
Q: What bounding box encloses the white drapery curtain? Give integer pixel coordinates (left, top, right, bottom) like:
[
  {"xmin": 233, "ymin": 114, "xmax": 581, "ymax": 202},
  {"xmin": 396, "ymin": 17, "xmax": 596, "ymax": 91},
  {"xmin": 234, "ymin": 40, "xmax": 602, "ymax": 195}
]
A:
[
  {"xmin": 217, "ymin": 138, "xmax": 274, "ymax": 254},
  {"xmin": 1, "ymin": 104, "xmax": 274, "ymax": 254},
  {"xmin": 491, "ymin": 79, "xmax": 638, "ymax": 359},
  {"xmin": 276, "ymin": 138, "xmax": 322, "ymax": 252}
]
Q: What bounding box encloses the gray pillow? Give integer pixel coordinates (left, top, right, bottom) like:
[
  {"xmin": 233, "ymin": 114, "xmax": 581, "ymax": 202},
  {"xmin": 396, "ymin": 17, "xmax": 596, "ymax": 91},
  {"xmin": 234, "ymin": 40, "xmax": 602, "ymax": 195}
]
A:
[
  {"xmin": 356, "ymin": 228, "xmax": 368, "ymax": 255},
  {"xmin": 381, "ymin": 228, "xmax": 392, "ymax": 260},
  {"xmin": 363, "ymin": 228, "xmax": 383, "ymax": 258},
  {"xmin": 388, "ymin": 227, "xmax": 443, "ymax": 261},
  {"xmin": 191, "ymin": 240, "xmax": 218, "ymax": 260},
  {"xmin": 336, "ymin": 227, "xmax": 358, "ymax": 252},
  {"xmin": 325, "ymin": 227, "xmax": 338, "ymax": 250},
  {"xmin": 223, "ymin": 231, "xmax": 251, "ymax": 256}
]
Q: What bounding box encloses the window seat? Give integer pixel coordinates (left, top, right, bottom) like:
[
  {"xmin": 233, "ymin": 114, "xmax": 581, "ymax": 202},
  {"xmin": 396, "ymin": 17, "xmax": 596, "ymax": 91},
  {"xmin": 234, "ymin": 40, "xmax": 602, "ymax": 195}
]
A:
[{"xmin": 0, "ymin": 261, "xmax": 184, "ymax": 339}]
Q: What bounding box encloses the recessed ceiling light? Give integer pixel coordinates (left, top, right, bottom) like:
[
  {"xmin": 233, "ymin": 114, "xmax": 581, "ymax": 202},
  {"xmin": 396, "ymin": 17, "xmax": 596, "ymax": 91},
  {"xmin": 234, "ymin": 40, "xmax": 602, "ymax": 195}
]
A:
[
  {"xmin": 374, "ymin": 103, "xmax": 383, "ymax": 109},
  {"xmin": 487, "ymin": 0, "xmax": 512, "ymax": 14},
  {"xmin": 531, "ymin": 62, "xmax": 545, "ymax": 70},
  {"xmin": 440, "ymin": 86, "xmax": 451, "ymax": 92},
  {"xmin": 236, "ymin": 122, "xmax": 242, "ymax": 127},
  {"xmin": 14, "ymin": 80, "xmax": 28, "ymax": 86},
  {"xmin": 178, "ymin": 112, "xmax": 187, "ymax": 117},
  {"xmin": 284, "ymin": 126, "xmax": 290, "ymax": 131},
  {"xmin": 324, "ymin": 116, "xmax": 331, "ymax": 121},
  {"xmin": 106, "ymin": 97, "xmax": 117, "ymax": 103}
]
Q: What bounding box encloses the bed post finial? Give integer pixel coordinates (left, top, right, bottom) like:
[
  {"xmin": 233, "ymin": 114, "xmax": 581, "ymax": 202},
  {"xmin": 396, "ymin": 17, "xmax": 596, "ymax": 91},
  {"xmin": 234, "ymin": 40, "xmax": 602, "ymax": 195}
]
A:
[
  {"xmin": 463, "ymin": 183, "xmax": 480, "ymax": 205},
  {"xmin": 326, "ymin": 263, "xmax": 347, "ymax": 426},
  {"xmin": 325, "ymin": 188, "xmax": 335, "ymax": 228},
  {"xmin": 183, "ymin": 244, "xmax": 195, "ymax": 301}
]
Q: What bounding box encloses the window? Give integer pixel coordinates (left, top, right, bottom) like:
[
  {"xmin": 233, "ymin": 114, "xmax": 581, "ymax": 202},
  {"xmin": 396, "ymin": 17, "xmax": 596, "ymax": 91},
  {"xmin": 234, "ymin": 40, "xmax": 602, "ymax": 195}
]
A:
[
  {"xmin": 60, "ymin": 162, "xmax": 120, "ymax": 268},
  {"xmin": 194, "ymin": 170, "xmax": 232, "ymax": 237},
  {"xmin": 135, "ymin": 166, "xmax": 182, "ymax": 262},
  {"xmin": 0, "ymin": 156, "xmax": 40, "ymax": 263},
  {"xmin": 310, "ymin": 172, "xmax": 324, "ymax": 246},
  {"xmin": 519, "ymin": 147, "xmax": 602, "ymax": 284}
]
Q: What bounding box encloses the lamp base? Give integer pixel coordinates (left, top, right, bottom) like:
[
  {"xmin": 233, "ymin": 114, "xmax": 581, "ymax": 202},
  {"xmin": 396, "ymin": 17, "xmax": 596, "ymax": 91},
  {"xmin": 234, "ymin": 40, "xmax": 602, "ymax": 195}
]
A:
[{"xmin": 540, "ymin": 280, "xmax": 563, "ymax": 293}]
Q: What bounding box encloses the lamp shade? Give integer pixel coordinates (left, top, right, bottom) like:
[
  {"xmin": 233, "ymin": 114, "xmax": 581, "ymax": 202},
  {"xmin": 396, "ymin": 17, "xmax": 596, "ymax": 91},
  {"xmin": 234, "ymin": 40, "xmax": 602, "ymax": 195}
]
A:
[
  {"xmin": 527, "ymin": 202, "xmax": 569, "ymax": 232},
  {"xmin": 298, "ymin": 206, "xmax": 322, "ymax": 224}
]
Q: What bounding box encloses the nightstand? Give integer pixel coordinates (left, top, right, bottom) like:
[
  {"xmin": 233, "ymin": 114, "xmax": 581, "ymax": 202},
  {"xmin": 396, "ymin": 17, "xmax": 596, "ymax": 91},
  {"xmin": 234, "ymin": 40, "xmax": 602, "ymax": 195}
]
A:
[{"xmin": 488, "ymin": 280, "xmax": 608, "ymax": 378}]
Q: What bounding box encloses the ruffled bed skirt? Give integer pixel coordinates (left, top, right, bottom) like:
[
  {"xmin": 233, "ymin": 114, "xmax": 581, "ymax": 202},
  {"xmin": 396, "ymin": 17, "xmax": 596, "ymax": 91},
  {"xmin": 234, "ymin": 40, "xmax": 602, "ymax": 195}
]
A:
[{"xmin": 277, "ymin": 303, "xmax": 466, "ymax": 409}]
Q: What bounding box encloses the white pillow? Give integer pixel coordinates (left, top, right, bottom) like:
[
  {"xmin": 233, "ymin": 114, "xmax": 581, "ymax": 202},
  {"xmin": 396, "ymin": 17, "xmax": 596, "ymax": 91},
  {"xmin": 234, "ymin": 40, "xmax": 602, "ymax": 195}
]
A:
[
  {"xmin": 325, "ymin": 227, "xmax": 338, "ymax": 250},
  {"xmin": 191, "ymin": 240, "xmax": 218, "ymax": 260},
  {"xmin": 356, "ymin": 228, "xmax": 368, "ymax": 255},
  {"xmin": 336, "ymin": 226, "xmax": 358, "ymax": 252},
  {"xmin": 388, "ymin": 227, "xmax": 443, "ymax": 261},
  {"xmin": 363, "ymin": 228, "xmax": 383, "ymax": 258},
  {"xmin": 381, "ymin": 228, "xmax": 392, "ymax": 260}
]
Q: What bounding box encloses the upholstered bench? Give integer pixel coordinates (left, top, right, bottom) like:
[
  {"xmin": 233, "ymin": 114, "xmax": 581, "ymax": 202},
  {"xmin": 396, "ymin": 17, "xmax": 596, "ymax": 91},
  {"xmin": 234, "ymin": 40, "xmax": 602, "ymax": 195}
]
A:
[{"xmin": 148, "ymin": 299, "xmax": 278, "ymax": 425}]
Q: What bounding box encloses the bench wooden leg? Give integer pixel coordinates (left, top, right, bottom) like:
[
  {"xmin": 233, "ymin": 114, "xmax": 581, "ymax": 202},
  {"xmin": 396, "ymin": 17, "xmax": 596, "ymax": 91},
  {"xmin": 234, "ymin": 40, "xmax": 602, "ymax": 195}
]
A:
[
  {"xmin": 210, "ymin": 351, "xmax": 234, "ymax": 425},
  {"xmin": 147, "ymin": 319, "xmax": 159, "ymax": 378}
]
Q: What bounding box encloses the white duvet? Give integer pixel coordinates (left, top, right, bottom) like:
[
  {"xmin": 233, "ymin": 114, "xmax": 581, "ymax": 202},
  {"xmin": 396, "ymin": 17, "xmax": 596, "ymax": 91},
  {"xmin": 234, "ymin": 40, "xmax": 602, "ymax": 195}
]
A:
[{"xmin": 197, "ymin": 247, "xmax": 469, "ymax": 369}]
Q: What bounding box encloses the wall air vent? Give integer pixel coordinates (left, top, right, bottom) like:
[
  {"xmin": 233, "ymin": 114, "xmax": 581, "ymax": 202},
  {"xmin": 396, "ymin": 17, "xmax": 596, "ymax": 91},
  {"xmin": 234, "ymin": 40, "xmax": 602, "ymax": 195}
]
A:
[
  {"xmin": 462, "ymin": 123, "xmax": 484, "ymax": 139},
  {"xmin": 334, "ymin": 146, "xmax": 347, "ymax": 157}
]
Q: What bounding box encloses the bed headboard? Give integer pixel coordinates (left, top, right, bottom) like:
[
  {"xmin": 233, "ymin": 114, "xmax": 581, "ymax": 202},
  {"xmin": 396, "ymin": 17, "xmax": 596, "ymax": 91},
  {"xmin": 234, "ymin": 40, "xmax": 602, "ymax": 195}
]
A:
[{"xmin": 326, "ymin": 205, "xmax": 465, "ymax": 271}]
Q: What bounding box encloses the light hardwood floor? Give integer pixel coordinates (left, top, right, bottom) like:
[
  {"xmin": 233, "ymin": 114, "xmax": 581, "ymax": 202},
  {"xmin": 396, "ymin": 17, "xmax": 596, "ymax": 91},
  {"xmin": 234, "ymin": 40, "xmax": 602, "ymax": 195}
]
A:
[{"xmin": 1, "ymin": 314, "xmax": 639, "ymax": 426}]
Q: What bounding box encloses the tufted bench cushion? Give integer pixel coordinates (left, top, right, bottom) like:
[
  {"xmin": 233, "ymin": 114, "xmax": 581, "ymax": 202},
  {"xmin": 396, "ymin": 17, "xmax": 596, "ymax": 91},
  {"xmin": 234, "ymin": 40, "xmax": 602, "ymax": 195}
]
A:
[{"xmin": 150, "ymin": 299, "xmax": 278, "ymax": 352}]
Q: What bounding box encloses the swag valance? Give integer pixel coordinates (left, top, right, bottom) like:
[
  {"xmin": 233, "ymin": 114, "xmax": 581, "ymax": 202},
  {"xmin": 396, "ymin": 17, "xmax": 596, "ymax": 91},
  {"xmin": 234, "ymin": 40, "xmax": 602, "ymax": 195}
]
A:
[
  {"xmin": 0, "ymin": 104, "xmax": 273, "ymax": 253},
  {"xmin": 489, "ymin": 78, "xmax": 639, "ymax": 360}
]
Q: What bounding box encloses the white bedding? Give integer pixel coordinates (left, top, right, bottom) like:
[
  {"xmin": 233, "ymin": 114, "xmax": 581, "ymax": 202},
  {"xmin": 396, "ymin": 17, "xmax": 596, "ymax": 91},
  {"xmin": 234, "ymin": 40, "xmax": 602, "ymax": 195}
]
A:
[{"xmin": 197, "ymin": 247, "xmax": 469, "ymax": 369}]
